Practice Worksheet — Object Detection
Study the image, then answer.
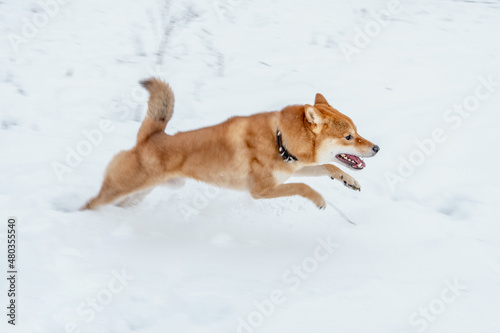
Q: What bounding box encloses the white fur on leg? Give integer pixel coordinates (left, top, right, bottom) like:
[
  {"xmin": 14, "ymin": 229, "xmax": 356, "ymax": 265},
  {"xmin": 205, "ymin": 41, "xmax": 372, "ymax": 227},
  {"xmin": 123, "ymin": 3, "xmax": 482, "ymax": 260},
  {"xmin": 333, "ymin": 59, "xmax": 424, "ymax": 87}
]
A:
[{"xmin": 116, "ymin": 188, "xmax": 154, "ymax": 207}]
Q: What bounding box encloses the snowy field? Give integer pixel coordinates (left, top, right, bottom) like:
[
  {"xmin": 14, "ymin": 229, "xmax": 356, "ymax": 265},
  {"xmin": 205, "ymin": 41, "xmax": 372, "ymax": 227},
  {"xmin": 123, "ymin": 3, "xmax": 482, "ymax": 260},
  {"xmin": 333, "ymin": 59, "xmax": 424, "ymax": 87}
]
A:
[{"xmin": 1, "ymin": 0, "xmax": 500, "ymax": 332}]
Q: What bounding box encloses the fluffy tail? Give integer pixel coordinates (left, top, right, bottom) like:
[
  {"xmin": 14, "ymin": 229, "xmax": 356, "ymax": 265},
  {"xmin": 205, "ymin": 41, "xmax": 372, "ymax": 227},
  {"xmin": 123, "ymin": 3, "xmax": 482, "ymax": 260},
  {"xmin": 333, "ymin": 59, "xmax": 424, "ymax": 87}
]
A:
[{"xmin": 136, "ymin": 78, "xmax": 174, "ymax": 143}]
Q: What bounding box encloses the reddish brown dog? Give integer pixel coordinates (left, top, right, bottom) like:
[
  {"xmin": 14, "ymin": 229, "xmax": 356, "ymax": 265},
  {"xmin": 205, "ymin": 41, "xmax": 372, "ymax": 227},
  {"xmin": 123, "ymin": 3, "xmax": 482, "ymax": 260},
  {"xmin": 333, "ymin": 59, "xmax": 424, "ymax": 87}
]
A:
[{"xmin": 82, "ymin": 78, "xmax": 379, "ymax": 210}]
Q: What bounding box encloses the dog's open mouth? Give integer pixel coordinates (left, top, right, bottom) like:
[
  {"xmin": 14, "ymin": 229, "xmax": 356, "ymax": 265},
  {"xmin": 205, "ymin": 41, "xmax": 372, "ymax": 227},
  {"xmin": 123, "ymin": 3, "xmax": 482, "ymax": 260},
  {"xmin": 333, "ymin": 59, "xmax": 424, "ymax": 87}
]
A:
[{"xmin": 336, "ymin": 153, "xmax": 366, "ymax": 170}]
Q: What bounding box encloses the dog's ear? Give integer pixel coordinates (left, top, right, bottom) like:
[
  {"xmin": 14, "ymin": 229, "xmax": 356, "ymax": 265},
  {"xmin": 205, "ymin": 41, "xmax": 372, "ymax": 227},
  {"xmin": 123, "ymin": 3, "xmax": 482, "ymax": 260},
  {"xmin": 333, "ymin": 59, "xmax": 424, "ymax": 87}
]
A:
[
  {"xmin": 314, "ymin": 93, "xmax": 329, "ymax": 105},
  {"xmin": 304, "ymin": 105, "xmax": 324, "ymax": 130}
]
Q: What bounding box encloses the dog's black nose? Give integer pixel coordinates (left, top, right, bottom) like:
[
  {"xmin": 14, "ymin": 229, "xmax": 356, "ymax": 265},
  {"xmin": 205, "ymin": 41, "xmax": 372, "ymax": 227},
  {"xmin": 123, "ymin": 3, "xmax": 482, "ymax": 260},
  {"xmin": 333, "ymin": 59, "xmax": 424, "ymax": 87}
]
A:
[{"xmin": 372, "ymin": 145, "xmax": 380, "ymax": 153}]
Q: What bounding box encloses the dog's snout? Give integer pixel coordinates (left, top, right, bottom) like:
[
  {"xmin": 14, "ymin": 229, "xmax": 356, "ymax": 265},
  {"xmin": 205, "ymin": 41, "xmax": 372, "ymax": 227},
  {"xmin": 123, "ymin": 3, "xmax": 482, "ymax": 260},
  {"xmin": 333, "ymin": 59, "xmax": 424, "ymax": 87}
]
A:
[{"xmin": 372, "ymin": 145, "xmax": 380, "ymax": 153}]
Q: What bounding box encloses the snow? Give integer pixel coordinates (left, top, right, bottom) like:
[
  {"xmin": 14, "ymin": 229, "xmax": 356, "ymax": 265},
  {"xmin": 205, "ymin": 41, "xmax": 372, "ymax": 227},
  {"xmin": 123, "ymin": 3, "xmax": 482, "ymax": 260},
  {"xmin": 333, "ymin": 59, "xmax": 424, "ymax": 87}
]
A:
[{"xmin": 1, "ymin": 0, "xmax": 500, "ymax": 332}]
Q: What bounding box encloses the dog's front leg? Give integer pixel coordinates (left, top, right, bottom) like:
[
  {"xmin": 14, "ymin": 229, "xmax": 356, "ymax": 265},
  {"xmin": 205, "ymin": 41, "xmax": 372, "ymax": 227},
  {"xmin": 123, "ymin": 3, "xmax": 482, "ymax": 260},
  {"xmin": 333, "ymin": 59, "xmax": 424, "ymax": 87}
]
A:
[
  {"xmin": 250, "ymin": 182, "xmax": 326, "ymax": 209},
  {"xmin": 295, "ymin": 165, "xmax": 361, "ymax": 191}
]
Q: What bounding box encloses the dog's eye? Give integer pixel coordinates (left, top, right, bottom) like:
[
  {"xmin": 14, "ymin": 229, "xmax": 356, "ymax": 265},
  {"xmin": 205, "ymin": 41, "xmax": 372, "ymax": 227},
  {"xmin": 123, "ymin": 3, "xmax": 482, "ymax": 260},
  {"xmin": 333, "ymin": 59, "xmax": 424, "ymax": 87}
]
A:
[{"xmin": 345, "ymin": 135, "xmax": 352, "ymax": 140}]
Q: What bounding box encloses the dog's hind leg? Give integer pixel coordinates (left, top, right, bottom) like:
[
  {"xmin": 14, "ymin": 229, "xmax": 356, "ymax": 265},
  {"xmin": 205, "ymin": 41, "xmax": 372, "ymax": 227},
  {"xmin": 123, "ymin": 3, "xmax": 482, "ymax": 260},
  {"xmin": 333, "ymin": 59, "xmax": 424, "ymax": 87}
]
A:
[
  {"xmin": 116, "ymin": 188, "xmax": 154, "ymax": 208},
  {"xmin": 81, "ymin": 178, "xmax": 151, "ymax": 210},
  {"xmin": 81, "ymin": 150, "xmax": 157, "ymax": 210}
]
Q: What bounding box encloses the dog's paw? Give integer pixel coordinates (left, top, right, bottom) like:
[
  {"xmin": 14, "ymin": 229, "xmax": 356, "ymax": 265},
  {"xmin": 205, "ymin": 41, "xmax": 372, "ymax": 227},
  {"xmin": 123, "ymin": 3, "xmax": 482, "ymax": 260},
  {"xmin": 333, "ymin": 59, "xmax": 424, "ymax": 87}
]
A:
[
  {"xmin": 332, "ymin": 173, "xmax": 361, "ymax": 191},
  {"xmin": 312, "ymin": 194, "xmax": 326, "ymax": 210}
]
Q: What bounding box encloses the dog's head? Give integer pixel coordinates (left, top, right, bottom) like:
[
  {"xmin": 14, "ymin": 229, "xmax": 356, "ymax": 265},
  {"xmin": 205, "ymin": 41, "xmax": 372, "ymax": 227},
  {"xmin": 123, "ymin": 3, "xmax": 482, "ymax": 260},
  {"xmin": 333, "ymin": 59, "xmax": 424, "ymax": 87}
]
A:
[{"xmin": 305, "ymin": 93, "xmax": 379, "ymax": 170}]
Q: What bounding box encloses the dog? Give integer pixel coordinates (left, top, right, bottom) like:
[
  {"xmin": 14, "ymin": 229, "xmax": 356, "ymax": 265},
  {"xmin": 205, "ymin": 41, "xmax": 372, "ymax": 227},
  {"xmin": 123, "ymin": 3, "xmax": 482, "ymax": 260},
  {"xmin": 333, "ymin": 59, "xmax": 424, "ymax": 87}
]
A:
[{"xmin": 82, "ymin": 78, "xmax": 379, "ymax": 210}]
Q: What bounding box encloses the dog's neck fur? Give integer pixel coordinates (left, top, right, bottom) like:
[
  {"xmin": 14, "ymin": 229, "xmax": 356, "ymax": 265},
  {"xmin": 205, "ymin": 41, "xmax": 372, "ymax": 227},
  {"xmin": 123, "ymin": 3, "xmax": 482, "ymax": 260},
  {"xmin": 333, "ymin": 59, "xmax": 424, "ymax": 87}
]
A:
[{"xmin": 278, "ymin": 105, "xmax": 317, "ymax": 165}]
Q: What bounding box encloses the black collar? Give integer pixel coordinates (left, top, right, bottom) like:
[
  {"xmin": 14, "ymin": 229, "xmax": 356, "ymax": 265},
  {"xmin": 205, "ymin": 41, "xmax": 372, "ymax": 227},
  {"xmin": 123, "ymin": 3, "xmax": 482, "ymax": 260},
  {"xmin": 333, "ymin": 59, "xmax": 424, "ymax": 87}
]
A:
[{"xmin": 276, "ymin": 129, "xmax": 298, "ymax": 162}]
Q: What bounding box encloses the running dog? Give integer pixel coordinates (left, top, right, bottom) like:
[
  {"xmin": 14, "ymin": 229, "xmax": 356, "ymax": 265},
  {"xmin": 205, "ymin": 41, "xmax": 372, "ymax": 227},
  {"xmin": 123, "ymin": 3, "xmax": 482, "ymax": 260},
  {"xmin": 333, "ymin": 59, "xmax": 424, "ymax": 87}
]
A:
[{"xmin": 82, "ymin": 78, "xmax": 379, "ymax": 210}]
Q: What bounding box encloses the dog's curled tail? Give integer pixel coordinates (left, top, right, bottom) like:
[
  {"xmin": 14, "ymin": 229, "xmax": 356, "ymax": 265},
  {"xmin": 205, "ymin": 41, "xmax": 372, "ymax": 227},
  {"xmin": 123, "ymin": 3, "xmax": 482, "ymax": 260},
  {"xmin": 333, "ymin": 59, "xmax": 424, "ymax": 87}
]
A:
[{"xmin": 137, "ymin": 78, "xmax": 174, "ymax": 143}]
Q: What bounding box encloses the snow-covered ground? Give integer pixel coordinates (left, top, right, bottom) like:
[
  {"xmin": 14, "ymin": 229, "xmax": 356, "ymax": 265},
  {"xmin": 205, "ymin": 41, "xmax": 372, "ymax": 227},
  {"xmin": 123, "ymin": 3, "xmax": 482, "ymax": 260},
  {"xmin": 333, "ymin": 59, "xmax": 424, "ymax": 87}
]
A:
[{"xmin": 1, "ymin": 0, "xmax": 500, "ymax": 332}]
